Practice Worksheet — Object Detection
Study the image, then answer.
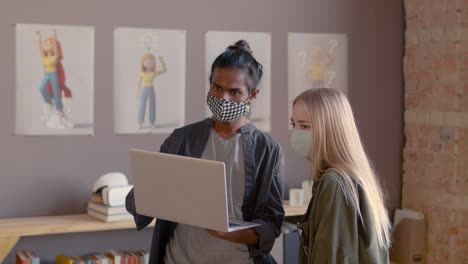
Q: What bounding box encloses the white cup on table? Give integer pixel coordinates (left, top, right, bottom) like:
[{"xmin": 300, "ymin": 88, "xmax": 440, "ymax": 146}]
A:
[{"xmin": 289, "ymin": 188, "xmax": 304, "ymax": 206}]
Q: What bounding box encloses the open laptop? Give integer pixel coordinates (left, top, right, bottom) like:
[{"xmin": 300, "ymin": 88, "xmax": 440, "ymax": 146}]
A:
[{"xmin": 129, "ymin": 149, "xmax": 260, "ymax": 232}]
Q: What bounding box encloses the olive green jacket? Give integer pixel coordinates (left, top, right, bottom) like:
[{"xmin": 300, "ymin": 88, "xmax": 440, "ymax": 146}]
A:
[{"xmin": 298, "ymin": 171, "xmax": 390, "ymax": 264}]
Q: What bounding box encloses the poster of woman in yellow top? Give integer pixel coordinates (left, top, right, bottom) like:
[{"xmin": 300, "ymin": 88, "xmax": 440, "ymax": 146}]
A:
[
  {"xmin": 36, "ymin": 30, "xmax": 74, "ymax": 129},
  {"xmin": 15, "ymin": 24, "xmax": 94, "ymax": 135},
  {"xmin": 288, "ymin": 33, "xmax": 347, "ymax": 126},
  {"xmin": 305, "ymin": 47, "xmax": 334, "ymax": 89},
  {"xmin": 137, "ymin": 53, "xmax": 167, "ymax": 129},
  {"xmin": 114, "ymin": 27, "xmax": 186, "ymax": 134}
]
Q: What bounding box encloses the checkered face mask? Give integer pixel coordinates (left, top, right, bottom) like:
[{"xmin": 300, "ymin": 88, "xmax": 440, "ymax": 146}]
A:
[{"xmin": 207, "ymin": 92, "xmax": 250, "ymax": 122}]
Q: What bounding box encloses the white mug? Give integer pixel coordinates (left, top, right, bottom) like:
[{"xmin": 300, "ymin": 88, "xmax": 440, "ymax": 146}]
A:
[{"xmin": 289, "ymin": 188, "xmax": 304, "ymax": 206}]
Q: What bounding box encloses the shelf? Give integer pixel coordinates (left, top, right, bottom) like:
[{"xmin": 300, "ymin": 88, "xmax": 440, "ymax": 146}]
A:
[
  {"xmin": 0, "ymin": 214, "xmax": 155, "ymax": 263},
  {"xmin": 0, "ymin": 202, "xmax": 307, "ymax": 262},
  {"xmin": 0, "ymin": 214, "xmax": 150, "ymax": 237}
]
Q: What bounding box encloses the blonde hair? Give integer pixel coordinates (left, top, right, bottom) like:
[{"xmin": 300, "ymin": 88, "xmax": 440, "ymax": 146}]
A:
[
  {"xmin": 141, "ymin": 53, "xmax": 156, "ymax": 72},
  {"xmin": 294, "ymin": 88, "xmax": 391, "ymax": 249},
  {"xmin": 45, "ymin": 38, "xmax": 63, "ymax": 59}
]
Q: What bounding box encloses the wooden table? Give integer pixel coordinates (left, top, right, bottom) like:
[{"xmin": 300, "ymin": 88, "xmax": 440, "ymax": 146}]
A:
[{"xmin": 0, "ymin": 201, "xmax": 307, "ymax": 262}]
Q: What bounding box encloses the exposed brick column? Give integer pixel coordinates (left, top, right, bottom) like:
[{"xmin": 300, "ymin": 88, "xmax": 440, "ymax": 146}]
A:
[{"xmin": 403, "ymin": 0, "xmax": 468, "ymax": 263}]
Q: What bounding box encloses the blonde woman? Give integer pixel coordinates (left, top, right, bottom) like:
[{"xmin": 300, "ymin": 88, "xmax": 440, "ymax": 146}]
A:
[{"xmin": 290, "ymin": 88, "xmax": 391, "ymax": 263}]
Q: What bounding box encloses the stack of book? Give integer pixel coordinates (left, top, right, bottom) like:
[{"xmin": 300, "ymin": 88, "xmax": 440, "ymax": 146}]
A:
[
  {"xmin": 56, "ymin": 249, "xmax": 149, "ymax": 264},
  {"xmin": 16, "ymin": 251, "xmax": 39, "ymax": 264},
  {"xmin": 87, "ymin": 201, "xmax": 132, "ymax": 222},
  {"xmin": 88, "ymin": 188, "xmax": 133, "ymax": 222}
]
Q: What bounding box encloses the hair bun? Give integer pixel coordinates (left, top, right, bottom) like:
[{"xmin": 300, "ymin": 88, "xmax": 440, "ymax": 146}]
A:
[{"xmin": 227, "ymin": 40, "xmax": 253, "ymax": 54}]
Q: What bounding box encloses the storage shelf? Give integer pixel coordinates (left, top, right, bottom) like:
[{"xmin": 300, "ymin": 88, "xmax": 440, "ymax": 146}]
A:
[
  {"xmin": 0, "ymin": 214, "xmax": 151, "ymax": 237},
  {"xmin": 0, "ymin": 214, "xmax": 154, "ymax": 263},
  {"xmin": 0, "ymin": 202, "xmax": 306, "ymax": 262}
]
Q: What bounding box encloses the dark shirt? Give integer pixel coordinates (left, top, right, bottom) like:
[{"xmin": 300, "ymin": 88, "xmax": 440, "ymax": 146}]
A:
[{"xmin": 126, "ymin": 118, "xmax": 285, "ymax": 264}]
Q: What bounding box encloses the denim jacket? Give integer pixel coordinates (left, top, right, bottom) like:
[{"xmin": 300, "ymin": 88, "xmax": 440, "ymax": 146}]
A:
[{"xmin": 126, "ymin": 118, "xmax": 285, "ymax": 264}]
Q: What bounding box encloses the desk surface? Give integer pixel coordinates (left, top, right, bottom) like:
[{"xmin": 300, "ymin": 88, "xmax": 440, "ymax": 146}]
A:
[
  {"xmin": 0, "ymin": 202, "xmax": 307, "ymax": 263},
  {"xmin": 0, "ymin": 214, "xmax": 144, "ymax": 237},
  {"xmin": 0, "ymin": 201, "xmax": 307, "ymax": 237}
]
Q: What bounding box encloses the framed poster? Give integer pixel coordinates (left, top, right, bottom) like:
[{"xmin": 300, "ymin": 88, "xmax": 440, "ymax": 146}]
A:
[
  {"xmin": 114, "ymin": 27, "xmax": 186, "ymax": 134},
  {"xmin": 15, "ymin": 23, "xmax": 95, "ymax": 135},
  {"xmin": 288, "ymin": 33, "xmax": 347, "ymax": 127}
]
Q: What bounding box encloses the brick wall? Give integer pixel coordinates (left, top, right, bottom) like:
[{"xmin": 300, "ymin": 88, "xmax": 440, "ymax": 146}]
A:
[{"xmin": 403, "ymin": 0, "xmax": 468, "ymax": 263}]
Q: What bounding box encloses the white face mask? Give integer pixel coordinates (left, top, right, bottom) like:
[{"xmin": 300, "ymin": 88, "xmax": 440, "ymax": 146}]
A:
[{"xmin": 290, "ymin": 129, "xmax": 312, "ymax": 158}]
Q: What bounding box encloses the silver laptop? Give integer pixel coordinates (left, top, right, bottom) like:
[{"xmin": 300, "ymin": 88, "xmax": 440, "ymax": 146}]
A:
[{"xmin": 129, "ymin": 149, "xmax": 260, "ymax": 232}]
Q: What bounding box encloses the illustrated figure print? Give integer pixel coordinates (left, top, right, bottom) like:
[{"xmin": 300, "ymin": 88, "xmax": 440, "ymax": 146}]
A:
[
  {"xmin": 136, "ymin": 34, "xmax": 167, "ymax": 129},
  {"xmin": 35, "ymin": 29, "xmax": 74, "ymax": 129},
  {"xmin": 304, "ymin": 40, "xmax": 338, "ymax": 89}
]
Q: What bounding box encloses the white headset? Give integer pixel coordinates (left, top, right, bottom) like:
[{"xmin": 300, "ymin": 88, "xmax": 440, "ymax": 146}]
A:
[{"xmin": 91, "ymin": 172, "xmax": 129, "ymax": 193}]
